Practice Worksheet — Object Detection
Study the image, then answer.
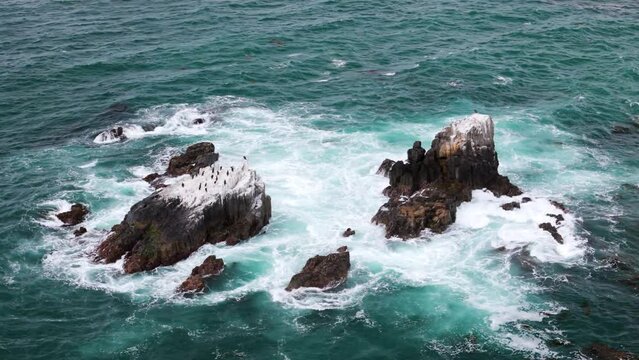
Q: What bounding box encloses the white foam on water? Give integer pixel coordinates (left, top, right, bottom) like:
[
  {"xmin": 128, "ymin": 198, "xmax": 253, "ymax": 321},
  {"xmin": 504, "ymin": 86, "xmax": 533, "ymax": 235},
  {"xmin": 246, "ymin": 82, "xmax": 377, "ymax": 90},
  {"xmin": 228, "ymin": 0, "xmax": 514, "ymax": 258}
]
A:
[
  {"xmin": 494, "ymin": 75, "xmax": 513, "ymax": 85},
  {"xmin": 331, "ymin": 59, "xmax": 347, "ymax": 67},
  {"xmin": 37, "ymin": 199, "xmax": 74, "ymax": 227},
  {"xmin": 78, "ymin": 160, "xmax": 98, "ymax": 168},
  {"xmin": 40, "ymin": 98, "xmax": 606, "ymax": 357},
  {"xmin": 93, "ymin": 124, "xmax": 146, "ymax": 144}
]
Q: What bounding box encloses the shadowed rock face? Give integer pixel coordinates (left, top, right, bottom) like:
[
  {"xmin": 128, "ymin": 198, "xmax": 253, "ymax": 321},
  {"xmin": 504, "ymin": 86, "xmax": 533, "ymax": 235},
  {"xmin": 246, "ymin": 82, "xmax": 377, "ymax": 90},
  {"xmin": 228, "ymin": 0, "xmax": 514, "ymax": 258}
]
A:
[
  {"xmin": 56, "ymin": 203, "xmax": 89, "ymax": 226},
  {"xmin": 373, "ymin": 114, "xmax": 521, "ymax": 239},
  {"xmin": 286, "ymin": 247, "xmax": 350, "ymax": 291},
  {"xmin": 177, "ymin": 255, "xmax": 224, "ymax": 293},
  {"xmin": 96, "ymin": 160, "xmax": 271, "ymax": 273},
  {"xmin": 167, "ymin": 142, "xmax": 219, "ymax": 176}
]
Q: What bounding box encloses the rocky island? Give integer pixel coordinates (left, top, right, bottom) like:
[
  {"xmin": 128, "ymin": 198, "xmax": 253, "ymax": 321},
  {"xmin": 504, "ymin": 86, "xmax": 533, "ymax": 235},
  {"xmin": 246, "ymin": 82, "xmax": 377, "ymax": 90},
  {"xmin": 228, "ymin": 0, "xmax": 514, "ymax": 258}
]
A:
[
  {"xmin": 373, "ymin": 114, "xmax": 522, "ymax": 239},
  {"xmin": 95, "ymin": 143, "xmax": 272, "ymax": 273}
]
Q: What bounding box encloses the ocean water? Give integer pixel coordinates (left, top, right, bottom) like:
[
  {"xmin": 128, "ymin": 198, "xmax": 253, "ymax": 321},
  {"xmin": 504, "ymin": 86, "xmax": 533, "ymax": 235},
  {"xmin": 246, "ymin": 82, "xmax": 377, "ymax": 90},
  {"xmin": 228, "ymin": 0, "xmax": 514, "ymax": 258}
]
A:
[{"xmin": 1, "ymin": 1, "xmax": 638, "ymax": 359}]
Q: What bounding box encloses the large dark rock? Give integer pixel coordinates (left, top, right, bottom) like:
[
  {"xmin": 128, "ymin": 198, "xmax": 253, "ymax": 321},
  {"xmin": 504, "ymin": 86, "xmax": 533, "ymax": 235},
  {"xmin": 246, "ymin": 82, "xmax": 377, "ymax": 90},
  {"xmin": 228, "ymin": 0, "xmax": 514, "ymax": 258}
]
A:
[
  {"xmin": 373, "ymin": 114, "xmax": 522, "ymax": 239},
  {"xmin": 286, "ymin": 247, "xmax": 350, "ymax": 291},
  {"xmin": 584, "ymin": 343, "xmax": 637, "ymax": 360},
  {"xmin": 177, "ymin": 255, "xmax": 224, "ymax": 293},
  {"xmin": 56, "ymin": 203, "xmax": 89, "ymax": 226},
  {"xmin": 95, "ymin": 161, "xmax": 271, "ymax": 273},
  {"xmin": 166, "ymin": 142, "xmax": 219, "ymax": 176}
]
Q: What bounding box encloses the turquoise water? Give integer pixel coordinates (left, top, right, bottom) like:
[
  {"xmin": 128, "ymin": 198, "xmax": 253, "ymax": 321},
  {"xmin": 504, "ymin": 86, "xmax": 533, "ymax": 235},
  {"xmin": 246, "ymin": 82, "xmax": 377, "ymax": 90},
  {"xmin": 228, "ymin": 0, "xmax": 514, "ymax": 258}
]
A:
[{"xmin": 1, "ymin": 1, "xmax": 639, "ymax": 358}]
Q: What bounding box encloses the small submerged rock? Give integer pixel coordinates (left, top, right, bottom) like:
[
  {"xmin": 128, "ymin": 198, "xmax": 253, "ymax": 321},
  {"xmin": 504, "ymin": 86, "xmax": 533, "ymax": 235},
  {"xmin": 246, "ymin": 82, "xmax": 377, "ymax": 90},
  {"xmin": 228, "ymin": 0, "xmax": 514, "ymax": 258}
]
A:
[
  {"xmin": 584, "ymin": 343, "xmax": 637, "ymax": 360},
  {"xmin": 73, "ymin": 227, "xmax": 87, "ymax": 237},
  {"xmin": 56, "ymin": 203, "xmax": 89, "ymax": 226},
  {"xmin": 521, "ymin": 197, "xmax": 532, "ymax": 203},
  {"xmin": 611, "ymin": 125, "xmax": 632, "ymax": 134},
  {"xmin": 93, "ymin": 124, "xmax": 144, "ymax": 144},
  {"xmin": 538, "ymin": 222, "xmax": 564, "ymax": 244},
  {"xmin": 286, "ymin": 246, "xmax": 350, "ymax": 291},
  {"xmin": 550, "ymin": 200, "xmax": 568, "ymax": 212},
  {"xmin": 501, "ymin": 201, "xmax": 520, "ymax": 211},
  {"xmin": 546, "ymin": 213, "xmax": 565, "ymax": 225},
  {"xmin": 620, "ymin": 275, "xmax": 639, "ymax": 291},
  {"xmin": 342, "ymin": 228, "xmax": 355, "ymax": 237},
  {"xmin": 177, "ymin": 255, "xmax": 224, "ymax": 294},
  {"xmin": 372, "ymin": 114, "xmax": 521, "ymax": 239}
]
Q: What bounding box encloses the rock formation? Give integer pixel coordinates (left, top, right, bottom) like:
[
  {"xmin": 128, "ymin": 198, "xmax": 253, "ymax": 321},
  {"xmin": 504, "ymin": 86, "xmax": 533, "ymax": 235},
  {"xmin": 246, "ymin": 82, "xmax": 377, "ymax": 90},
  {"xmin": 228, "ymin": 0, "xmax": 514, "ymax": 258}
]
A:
[
  {"xmin": 166, "ymin": 142, "xmax": 219, "ymax": 176},
  {"xmin": 142, "ymin": 142, "xmax": 220, "ymax": 188},
  {"xmin": 372, "ymin": 114, "xmax": 521, "ymax": 239},
  {"xmin": 377, "ymin": 159, "xmax": 395, "ymax": 177},
  {"xmin": 56, "ymin": 203, "xmax": 89, "ymax": 226},
  {"xmin": 74, "ymin": 227, "xmax": 87, "ymax": 237},
  {"xmin": 501, "ymin": 201, "xmax": 520, "ymax": 211},
  {"xmin": 538, "ymin": 222, "xmax": 564, "ymax": 244},
  {"xmin": 286, "ymin": 246, "xmax": 350, "ymax": 291},
  {"xmin": 95, "ymin": 159, "xmax": 271, "ymax": 273},
  {"xmin": 177, "ymin": 255, "xmax": 224, "ymax": 293},
  {"xmin": 342, "ymin": 228, "xmax": 355, "ymax": 237}
]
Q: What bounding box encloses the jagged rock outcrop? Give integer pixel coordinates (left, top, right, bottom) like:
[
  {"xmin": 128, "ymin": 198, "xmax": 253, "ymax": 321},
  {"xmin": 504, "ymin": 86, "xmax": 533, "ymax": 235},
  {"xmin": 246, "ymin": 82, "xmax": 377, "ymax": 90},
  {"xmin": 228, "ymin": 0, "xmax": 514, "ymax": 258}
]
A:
[
  {"xmin": 539, "ymin": 222, "xmax": 564, "ymax": 244},
  {"xmin": 167, "ymin": 142, "xmax": 219, "ymax": 176},
  {"xmin": 56, "ymin": 203, "xmax": 89, "ymax": 226},
  {"xmin": 373, "ymin": 114, "xmax": 521, "ymax": 239},
  {"xmin": 286, "ymin": 246, "xmax": 350, "ymax": 291},
  {"xmin": 95, "ymin": 160, "xmax": 271, "ymax": 273},
  {"xmin": 377, "ymin": 159, "xmax": 396, "ymax": 177},
  {"xmin": 142, "ymin": 142, "xmax": 220, "ymax": 188},
  {"xmin": 177, "ymin": 255, "xmax": 224, "ymax": 293}
]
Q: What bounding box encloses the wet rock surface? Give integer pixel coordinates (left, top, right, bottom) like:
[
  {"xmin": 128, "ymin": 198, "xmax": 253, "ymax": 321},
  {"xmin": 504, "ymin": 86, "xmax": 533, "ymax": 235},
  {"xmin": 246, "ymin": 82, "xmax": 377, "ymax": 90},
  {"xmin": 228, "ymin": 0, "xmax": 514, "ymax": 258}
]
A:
[
  {"xmin": 373, "ymin": 114, "xmax": 521, "ymax": 239},
  {"xmin": 539, "ymin": 222, "xmax": 564, "ymax": 244},
  {"xmin": 501, "ymin": 201, "xmax": 520, "ymax": 211},
  {"xmin": 166, "ymin": 142, "xmax": 219, "ymax": 176},
  {"xmin": 95, "ymin": 158, "xmax": 271, "ymax": 273},
  {"xmin": 56, "ymin": 203, "xmax": 89, "ymax": 226},
  {"xmin": 377, "ymin": 159, "xmax": 396, "ymax": 177},
  {"xmin": 177, "ymin": 255, "xmax": 224, "ymax": 293},
  {"xmin": 73, "ymin": 227, "xmax": 87, "ymax": 237},
  {"xmin": 342, "ymin": 228, "xmax": 355, "ymax": 237},
  {"xmin": 286, "ymin": 247, "xmax": 350, "ymax": 291}
]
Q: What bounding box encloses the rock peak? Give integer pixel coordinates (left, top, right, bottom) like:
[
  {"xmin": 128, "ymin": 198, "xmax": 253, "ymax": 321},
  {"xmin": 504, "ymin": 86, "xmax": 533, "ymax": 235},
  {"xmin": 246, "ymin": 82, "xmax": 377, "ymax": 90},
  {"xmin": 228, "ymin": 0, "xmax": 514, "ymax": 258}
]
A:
[{"xmin": 439, "ymin": 113, "xmax": 495, "ymax": 157}]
